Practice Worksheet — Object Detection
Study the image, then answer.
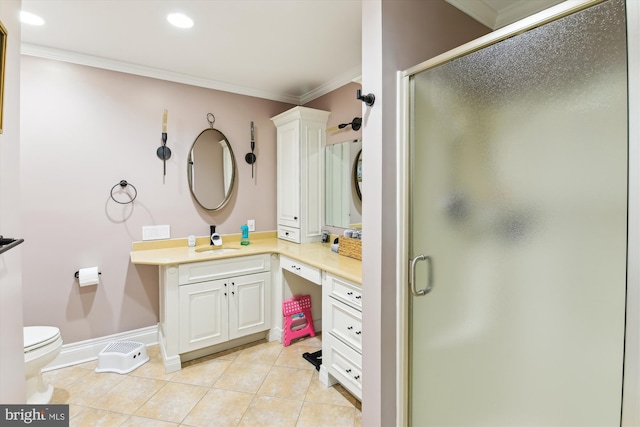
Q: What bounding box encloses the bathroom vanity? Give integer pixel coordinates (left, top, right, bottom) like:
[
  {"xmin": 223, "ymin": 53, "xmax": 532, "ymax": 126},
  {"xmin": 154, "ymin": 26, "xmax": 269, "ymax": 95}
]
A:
[
  {"xmin": 280, "ymin": 254, "xmax": 363, "ymax": 400},
  {"xmin": 173, "ymin": 254, "xmax": 272, "ymax": 355},
  {"xmin": 130, "ymin": 233, "xmax": 362, "ymax": 399}
]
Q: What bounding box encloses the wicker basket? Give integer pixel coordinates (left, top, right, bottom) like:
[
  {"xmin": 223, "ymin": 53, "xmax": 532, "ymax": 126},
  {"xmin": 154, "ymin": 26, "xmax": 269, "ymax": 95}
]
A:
[{"xmin": 339, "ymin": 236, "xmax": 362, "ymax": 261}]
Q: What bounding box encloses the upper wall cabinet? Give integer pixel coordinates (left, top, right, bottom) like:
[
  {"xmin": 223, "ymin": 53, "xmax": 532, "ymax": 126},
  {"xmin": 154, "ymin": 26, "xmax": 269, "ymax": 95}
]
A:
[{"xmin": 272, "ymin": 107, "xmax": 330, "ymax": 243}]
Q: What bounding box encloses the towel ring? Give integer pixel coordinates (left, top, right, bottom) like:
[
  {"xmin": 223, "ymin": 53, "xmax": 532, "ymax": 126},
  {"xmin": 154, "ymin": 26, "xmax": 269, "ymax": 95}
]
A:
[{"xmin": 110, "ymin": 180, "xmax": 137, "ymax": 204}]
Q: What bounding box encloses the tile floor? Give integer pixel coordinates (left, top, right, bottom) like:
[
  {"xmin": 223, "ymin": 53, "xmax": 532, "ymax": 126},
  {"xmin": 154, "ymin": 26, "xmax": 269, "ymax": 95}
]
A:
[{"xmin": 45, "ymin": 334, "xmax": 362, "ymax": 427}]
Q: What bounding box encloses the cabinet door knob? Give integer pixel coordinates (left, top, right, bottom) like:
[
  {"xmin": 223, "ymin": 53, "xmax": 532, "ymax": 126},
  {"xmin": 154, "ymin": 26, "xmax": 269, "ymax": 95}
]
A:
[
  {"xmin": 294, "ymin": 216, "xmax": 298, "ymax": 220},
  {"xmin": 356, "ymin": 331, "xmax": 362, "ymax": 335},
  {"xmin": 347, "ymin": 326, "xmax": 353, "ymax": 330},
  {"xmin": 354, "ymin": 375, "xmax": 360, "ymax": 380},
  {"xmin": 346, "ymin": 368, "xmax": 352, "ymax": 373}
]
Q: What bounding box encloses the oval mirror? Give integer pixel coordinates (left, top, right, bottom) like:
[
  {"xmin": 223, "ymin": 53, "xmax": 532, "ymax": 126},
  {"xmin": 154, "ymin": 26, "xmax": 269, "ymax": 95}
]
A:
[
  {"xmin": 187, "ymin": 128, "xmax": 236, "ymax": 210},
  {"xmin": 325, "ymin": 139, "xmax": 362, "ymax": 229},
  {"xmin": 354, "ymin": 149, "xmax": 362, "ymax": 201}
]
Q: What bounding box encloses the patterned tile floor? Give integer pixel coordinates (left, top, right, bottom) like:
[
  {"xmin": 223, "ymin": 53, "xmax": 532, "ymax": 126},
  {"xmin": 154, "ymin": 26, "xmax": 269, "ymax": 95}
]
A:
[{"xmin": 45, "ymin": 334, "xmax": 362, "ymax": 426}]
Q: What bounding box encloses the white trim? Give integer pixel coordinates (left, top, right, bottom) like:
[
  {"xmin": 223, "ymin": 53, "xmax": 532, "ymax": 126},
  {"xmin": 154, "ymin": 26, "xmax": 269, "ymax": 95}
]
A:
[
  {"xmin": 43, "ymin": 325, "xmax": 158, "ymax": 372},
  {"xmin": 396, "ymin": 70, "xmax": 410, "ymax": 427},
  {"xmin": 445, "ymin": 0, "xmax": 499, "ymax": 29},
  {"xmin": 20, "ymin": 43, "xmax": 302, "ymax": 104},
  {"xmin": 494, "ymin": 0, "xmax": 565, "ymax": 29},
  {"xmin": 446, "ymin": 0, "xmax": 577, "ymax": 30},
  {"xmin": 299, "ymin": 65, "xmax": 362, "ymax": 105},
  {"xmin": 623, "ymin": 1, "xmax": 640, "ymax": 424},
  {"xmin": 157, "ymin": 324, "xmax": 181, "ymax": 373},
  {"xmin": 20, "ymin": 43, "xmax": 360, "ymax": 105}
]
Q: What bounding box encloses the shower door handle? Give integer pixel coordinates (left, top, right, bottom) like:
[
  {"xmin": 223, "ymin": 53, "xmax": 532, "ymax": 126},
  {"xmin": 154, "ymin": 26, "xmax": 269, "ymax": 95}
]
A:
[{"xmin": 409, "ymin": 254, "xmax": 433, "ymax": 296}]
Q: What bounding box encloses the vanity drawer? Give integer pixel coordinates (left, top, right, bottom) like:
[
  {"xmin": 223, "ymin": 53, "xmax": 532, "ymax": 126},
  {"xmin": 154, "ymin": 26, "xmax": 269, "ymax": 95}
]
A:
[
  {"xmin": 278, "ymin": 226, "xmax": 300, "ymax": 243},
  {"xmin": 280, "ymin": 255, "xmax": 321, "ymax": 285},
  {"xmin": 179, "ymin": 254, "xmax": 270, "ymax": 285},
  {"xmin": 328, "ymin": 297, "xmax": 362, "ymax": 353},
  {"xmin": 327, "ymin": 334, "xmax": 362, "ymax": 398},
  {"xmin": 325, "ymin": 274, "xmax": 362, "ymax": 310}
]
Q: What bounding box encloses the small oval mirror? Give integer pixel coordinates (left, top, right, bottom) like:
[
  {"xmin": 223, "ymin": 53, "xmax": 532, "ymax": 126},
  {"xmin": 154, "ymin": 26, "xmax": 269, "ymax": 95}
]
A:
[
  {"xmin": 187, "ymin": 128, "xmax": 236, "ymax": 210},
  {"xmin": 354, "ymin": 149, "xmax": 362, "ymax": 201}
]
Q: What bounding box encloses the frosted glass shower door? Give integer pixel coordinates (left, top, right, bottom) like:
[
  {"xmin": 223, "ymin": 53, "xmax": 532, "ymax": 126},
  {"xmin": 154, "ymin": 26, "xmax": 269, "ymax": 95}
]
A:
[{"xmin": 408, "ymin": 1, "xmax": 628, "ymax": 425}]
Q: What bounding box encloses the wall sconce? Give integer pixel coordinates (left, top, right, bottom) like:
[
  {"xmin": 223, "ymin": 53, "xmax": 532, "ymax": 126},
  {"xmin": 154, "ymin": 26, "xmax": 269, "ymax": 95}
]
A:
[
  {"xmin": 339, "ymin": 117, "xmax": 362, "ymax": 131},
  {"xmin": 157, "ymin": 109, "xmax": 172, "ymax": 181},
  {"xmin": 245, "ymin": 121, "xmax": 257, "ymax": 178}
]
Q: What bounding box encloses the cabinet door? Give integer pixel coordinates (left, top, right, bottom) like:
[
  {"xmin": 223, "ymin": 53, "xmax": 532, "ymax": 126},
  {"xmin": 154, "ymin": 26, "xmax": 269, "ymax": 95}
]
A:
[
  {"xmin": 179, "ymin": 279, "xmax": 229, "ymax": 353},
  {"xmin": 300, "ymin": 119, "xmax": 325, "ymax": 241},
  {"xmin": 229, "ymin": 272, "xmax": 271, "ymax": 340},
  {"xmin": 277, "ymin": 120, "xmax": 300, "ymax": 228}
]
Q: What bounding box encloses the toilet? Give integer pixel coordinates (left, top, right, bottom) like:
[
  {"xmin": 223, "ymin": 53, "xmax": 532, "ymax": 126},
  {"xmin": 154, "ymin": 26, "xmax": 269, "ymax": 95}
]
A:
[{"xmin": 24, "ymin": 326, "xmax": 63, "ymax": 404}]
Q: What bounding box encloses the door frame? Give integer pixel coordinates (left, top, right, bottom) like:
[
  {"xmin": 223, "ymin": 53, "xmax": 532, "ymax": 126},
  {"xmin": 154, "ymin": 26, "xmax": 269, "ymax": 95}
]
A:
[{"xmin": 396, "ymin": 0, "xmax": 640, "ymax": 425}]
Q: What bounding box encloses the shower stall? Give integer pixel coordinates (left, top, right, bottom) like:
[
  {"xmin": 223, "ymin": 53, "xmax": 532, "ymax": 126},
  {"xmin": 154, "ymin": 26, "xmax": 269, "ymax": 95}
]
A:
[{"xmin": 398, "ymin": 0, "xmax": 637, "ymax": 425}]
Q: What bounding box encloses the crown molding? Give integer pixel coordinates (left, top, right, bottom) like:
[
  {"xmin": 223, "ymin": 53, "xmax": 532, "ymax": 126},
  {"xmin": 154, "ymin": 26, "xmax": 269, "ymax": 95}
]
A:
[
  {"xmin": 446, "ymin": 0, "xmax": 498, "ymax": 28},
  {"xmin": 299, "ymin": 65, "xmax": 363, "ymax": 105},
  {"xmin": 494, "ymin": 0, "xmax": 565, "ymax": 29},
  {"xmin": 21, "ymin": 43, "xmax": 303, "ymax": 105},
  {"xmin": 446, "ymin": 0, "xmax": 564, "ymax": 30}
]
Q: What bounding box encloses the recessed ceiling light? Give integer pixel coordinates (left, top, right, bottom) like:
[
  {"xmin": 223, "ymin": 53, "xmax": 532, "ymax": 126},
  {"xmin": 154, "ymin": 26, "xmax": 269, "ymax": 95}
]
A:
[
  {"xmin": 20, "ymin": 11, "xmax": 45, "ymax": 26},
  {"xmin": 167, "ymin": 13, "xmax": 193, "ymax": 29}
]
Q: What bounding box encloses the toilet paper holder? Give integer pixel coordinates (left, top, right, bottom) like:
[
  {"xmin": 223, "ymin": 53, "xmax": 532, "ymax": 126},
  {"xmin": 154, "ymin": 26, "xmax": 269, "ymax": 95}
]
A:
[{"xmin": 74, "ymin": 270, "xmax": 102, "ymax": 279}]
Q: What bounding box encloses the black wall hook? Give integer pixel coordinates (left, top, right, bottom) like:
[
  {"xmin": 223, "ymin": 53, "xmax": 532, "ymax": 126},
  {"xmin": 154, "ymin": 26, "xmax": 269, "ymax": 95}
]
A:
[{"xmin": 357, "ymin": 89, "xmax": 375, "ymax": 107}]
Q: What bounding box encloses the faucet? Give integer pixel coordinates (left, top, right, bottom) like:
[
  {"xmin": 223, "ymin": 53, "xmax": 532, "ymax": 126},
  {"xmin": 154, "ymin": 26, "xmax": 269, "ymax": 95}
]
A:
[{"xmin": 210, "ymin": 225, "xmax": 223, "ymax": 246}]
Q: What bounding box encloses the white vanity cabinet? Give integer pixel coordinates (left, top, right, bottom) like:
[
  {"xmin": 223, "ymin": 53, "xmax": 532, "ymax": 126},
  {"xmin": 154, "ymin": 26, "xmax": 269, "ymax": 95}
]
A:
[
  {"xmin": 321, "ymin": 272, "xmax": 363, "ymax": 400},
  {"xmin": 159, "ymin": 254, "xmax": 271, "ymax": 371},
  {"xmin": 179, "ymin": 271, "xmax": 271, "ymax": 353},
  {"xmin": 271, "ymin": 106, "xmax": 330, "ymax": 243}
]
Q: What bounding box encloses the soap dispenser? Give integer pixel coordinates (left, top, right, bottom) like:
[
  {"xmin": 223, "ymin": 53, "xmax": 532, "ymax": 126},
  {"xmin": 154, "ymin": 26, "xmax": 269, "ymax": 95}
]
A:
[
  {"xmin": 210, "ymin": 225, "xmax": 222, "ymax": 246},
  {"xmin": 240, "ymin": 225, "xmax": 250, "ymax": 246}
]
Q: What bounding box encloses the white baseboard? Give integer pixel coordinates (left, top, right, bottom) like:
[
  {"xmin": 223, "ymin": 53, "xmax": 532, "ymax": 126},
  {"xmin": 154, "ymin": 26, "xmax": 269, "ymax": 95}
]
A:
[
  {"xmin": 44, "ymin": 325, "xmax": 158, "ymax": 371},
  {"xmin": 268, "ymin": 327, "xmax": 283, "ymax": 343}
]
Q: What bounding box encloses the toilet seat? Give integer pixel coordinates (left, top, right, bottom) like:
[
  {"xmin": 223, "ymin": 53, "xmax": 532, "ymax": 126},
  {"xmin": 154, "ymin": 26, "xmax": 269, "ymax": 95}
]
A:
[{"xmin": 24, "ymin": 326, "xmax": 61, "ymax": 353}]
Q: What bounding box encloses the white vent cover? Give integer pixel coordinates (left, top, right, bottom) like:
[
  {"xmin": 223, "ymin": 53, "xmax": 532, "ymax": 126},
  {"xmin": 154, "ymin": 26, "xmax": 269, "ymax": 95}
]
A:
[{"xmin": 95, "ymin": 341, "xmax": 149, "ymax": 374}]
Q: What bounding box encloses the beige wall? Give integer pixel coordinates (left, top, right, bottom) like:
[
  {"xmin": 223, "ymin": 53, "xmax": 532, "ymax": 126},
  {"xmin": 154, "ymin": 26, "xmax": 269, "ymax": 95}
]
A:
[
  {"xmin": 0, "ymin": 0, "xmax": 26, "ymax": 403},
  {"xmin": 304, "ymin": 81, "xmax": 362, "ymax": 146},
  {"xmin": 19, "ymin": 55, "xmax": 360, "ymax": 346},
  {"xmin": 361, "ymin": 1, "xmax": 489, "ymax": 425},
  {"xmin": 20, "ymin": 56, "xmax": 295, "ymax": 343}
]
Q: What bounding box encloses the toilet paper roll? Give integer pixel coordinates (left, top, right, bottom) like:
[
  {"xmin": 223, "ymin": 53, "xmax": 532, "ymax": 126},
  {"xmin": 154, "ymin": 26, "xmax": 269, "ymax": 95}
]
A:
[{"xmin": 78, "ymin": 266, "xmax": 100, "ymax": 287}]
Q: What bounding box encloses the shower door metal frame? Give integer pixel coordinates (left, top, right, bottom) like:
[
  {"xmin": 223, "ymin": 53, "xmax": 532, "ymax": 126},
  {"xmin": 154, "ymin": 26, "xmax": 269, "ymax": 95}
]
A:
[{"xmin": 395, "ymin": 0, "xmax": 640, "ymax": 425}]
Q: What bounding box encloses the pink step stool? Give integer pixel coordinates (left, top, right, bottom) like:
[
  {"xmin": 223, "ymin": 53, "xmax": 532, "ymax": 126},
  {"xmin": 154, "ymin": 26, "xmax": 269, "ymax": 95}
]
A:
[{"xmin": 282, "ymin": 295, "xmax": 315, "ymax": 347}]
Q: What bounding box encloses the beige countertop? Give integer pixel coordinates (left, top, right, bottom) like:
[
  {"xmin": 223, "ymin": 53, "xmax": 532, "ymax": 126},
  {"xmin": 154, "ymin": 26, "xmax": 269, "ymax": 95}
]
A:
[{"xmin": 130, "ymin": 232, "xmax": 362, "ymax": 285}]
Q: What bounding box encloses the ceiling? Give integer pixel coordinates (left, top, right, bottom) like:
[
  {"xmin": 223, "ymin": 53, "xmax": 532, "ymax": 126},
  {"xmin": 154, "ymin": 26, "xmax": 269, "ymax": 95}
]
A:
[{"xmin": 20, "ymin": 0, "xmax": 563, "ymax": 105}]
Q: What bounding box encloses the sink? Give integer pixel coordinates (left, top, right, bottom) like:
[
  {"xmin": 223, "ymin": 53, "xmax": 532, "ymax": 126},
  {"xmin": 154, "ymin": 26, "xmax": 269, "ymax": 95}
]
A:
[{"xmin": 194, "ymin": 246, "xmax": 240, "ymax": 254}]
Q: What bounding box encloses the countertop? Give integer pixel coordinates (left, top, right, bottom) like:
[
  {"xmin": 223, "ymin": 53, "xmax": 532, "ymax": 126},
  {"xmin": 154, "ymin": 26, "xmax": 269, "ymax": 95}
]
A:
[{"xmin": 130, "ymin": 232, "xmax": 362, "ymax": 285}]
